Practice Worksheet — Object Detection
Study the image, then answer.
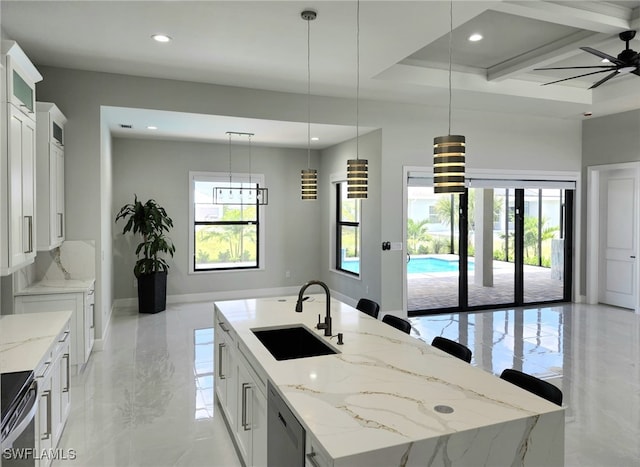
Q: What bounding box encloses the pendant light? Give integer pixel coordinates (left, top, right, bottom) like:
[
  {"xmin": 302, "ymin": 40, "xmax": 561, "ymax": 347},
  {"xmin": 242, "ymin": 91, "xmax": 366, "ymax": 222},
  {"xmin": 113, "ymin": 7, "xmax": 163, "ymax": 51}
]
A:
[
  {"xmin": 347, "ymin": 0, "xmax": 367, "ymax": 199},
  {"xmin": 433, "ymin": 0, "xmax": 466, "ymax": 194},
  {"xmin": 213, "ymin": 132, "xmax": 268, "ymax": 205},
  {"xmin": 301, "ymin": 9, "xmax": 318, "ymax": 200}
]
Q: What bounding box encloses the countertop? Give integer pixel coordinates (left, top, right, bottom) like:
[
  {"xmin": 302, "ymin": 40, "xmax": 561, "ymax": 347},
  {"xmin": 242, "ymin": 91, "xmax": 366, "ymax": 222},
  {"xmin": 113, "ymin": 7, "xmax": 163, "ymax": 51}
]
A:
[
  {"xmin": 0, "ymin": 311, "xmax": 72, "ymax": 373},
  {"xmin": 215, "ymin": 295, "xmax": 565, "ymax": 466},
  {"xmin": 14, "ymin": 279, "xmax": 95, "ymax": 296}
]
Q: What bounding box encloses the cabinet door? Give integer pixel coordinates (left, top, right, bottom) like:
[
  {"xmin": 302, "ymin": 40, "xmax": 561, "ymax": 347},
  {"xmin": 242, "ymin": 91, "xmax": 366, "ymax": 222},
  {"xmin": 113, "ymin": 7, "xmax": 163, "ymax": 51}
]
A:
[
  {"xmin": 236, "ymin": 361, "xmax": 268, "ymax": 467},
  {"xmin": 53, "ymin": 144, "xmax": 64, "ymax": 244},
  {"xmin": 236, "ymin": 362, "xmax": 252, "ymax": 464},
  {"xmin": 6, "ymin": 104, "xmax": 36, "ymax": 269},
  {"xmin": 36, "ymin": 367, "xmax": 53, "ymax": 467},
  {"xmin": 57, "ymin": 335, "xmax": 71, "ymax": 444}
]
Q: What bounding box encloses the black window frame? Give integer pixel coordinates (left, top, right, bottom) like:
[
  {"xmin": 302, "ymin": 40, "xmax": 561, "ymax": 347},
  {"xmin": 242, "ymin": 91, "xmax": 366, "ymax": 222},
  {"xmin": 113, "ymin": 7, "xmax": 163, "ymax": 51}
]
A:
[
  {"xmin": 336, "ymin": 182, "xmax": 361, "ymax": 276},
  {"xmin": 192, "ymin": 176, "xmax": 262, "ymax": 272}
]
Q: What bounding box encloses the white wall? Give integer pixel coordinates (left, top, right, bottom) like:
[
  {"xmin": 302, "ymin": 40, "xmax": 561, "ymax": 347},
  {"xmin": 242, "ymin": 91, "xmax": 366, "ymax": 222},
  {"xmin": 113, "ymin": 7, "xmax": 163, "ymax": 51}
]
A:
[
  {"xmin": 112, "ymin": 137, "xmax": 321, "ymax": 299},
  {"xmin": 34, "ymin": 65, "xmax": 582, "ymax": 332}
]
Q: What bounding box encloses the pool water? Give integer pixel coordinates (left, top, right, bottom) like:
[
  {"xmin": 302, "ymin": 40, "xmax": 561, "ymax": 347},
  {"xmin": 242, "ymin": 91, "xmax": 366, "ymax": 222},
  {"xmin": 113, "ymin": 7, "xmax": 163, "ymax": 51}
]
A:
[
  {"xmin": 407, "ymin": 256, "xmax": 474, "ymax": 273},
  {"xmin": 341, "ymin": 256, "xmax": 474, "ymax": 274}
]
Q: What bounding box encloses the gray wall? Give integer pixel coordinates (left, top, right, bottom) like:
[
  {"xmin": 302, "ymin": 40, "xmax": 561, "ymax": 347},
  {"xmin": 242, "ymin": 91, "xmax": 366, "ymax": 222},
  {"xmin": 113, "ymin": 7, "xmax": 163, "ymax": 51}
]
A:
[
  {"xmin": 581, "ymin": 109, "xmax": 640, "ymax": 293},
  {"xmin": 319, "ymin": 130, "xmax": 382, "ymax": 305},
  {"xmin": 112, "ymin": 137, "xmax": 321, "ymax": 299},
  {"xmin": 34, "ymin": 65, "xmax": 583, "ymax": 339}
]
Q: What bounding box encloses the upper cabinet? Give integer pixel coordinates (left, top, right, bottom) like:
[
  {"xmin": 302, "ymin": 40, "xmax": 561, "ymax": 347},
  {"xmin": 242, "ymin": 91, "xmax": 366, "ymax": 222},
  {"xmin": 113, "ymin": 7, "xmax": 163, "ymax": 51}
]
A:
[
  {"xmin": 36, "ymin": 102, "xmax": 67, "ymax": 250},
  {"xmin": 1, "ymin": 41, "xmax": 43, "ymax": 276}
]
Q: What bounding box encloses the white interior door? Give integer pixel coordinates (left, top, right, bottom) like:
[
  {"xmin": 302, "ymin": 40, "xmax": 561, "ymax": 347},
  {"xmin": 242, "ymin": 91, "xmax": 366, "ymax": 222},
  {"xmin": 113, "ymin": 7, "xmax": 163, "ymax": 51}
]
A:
[{"xmin": 599, "ymin": 169, "xmax": 637, "ymax": 309}]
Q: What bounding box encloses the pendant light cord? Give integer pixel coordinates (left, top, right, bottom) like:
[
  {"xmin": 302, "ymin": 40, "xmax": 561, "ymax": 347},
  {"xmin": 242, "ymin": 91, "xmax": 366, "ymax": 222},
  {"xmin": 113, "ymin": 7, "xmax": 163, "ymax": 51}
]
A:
[
  {"xmin": 228, "ymin": 133, "xmax": 232, "ymax": 186},
  {"xmin": 448, "ymin": 0, "xmax": 452, "ymax": 136},
  {"xmin": 356, "ymin": 0, "xmax": 360, "ymax": 160},
  {"xmin": 307, "ymin": 15, "xmax": 311, "ymax": 169}
]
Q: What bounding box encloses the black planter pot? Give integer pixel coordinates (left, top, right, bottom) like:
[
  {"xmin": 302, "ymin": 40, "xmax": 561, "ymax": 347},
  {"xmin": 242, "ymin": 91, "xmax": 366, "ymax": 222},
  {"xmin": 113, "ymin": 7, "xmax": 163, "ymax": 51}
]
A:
[{"xmin": 137, "ymin": 271, "xmax": 167, "ymax": 314}]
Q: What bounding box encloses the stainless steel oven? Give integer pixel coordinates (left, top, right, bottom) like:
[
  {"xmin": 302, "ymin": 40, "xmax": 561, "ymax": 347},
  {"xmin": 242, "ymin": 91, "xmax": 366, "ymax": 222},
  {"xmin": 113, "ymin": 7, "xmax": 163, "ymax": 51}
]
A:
[{"xmin": 1, "ymin": 371, "xmax": 37, "ymax": 466}]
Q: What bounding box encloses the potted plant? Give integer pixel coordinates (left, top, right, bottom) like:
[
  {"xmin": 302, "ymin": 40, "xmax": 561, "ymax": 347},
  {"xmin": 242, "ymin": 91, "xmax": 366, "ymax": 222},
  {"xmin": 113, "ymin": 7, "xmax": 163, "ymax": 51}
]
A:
[{"xmin": 116, "ymin": 195, "xmax": 176, "ymax": 313}]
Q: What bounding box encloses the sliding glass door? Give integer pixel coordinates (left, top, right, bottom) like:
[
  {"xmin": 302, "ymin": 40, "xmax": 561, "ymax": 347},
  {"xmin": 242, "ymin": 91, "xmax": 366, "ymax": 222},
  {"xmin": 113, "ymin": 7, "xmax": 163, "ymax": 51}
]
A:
[{"xmin": 406, "ymin": 178, "xmax": 574, "ymax": 315}]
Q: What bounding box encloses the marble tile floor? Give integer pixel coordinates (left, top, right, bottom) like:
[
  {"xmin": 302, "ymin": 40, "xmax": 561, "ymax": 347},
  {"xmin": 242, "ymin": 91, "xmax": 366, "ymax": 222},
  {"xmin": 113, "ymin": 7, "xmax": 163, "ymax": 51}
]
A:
[{"xmin": 54, "ymin": 300, "xmax": 639, "ymax": 466}]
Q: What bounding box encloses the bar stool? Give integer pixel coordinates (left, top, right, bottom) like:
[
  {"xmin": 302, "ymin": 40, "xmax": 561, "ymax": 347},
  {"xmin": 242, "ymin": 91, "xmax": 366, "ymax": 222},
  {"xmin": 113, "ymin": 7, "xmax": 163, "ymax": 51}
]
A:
[
  {"xmin": 381, "ymin": 314, "xmax": 411, "ymax": 334},
  {"xmin": 500, "ymin": 369, "xmax": 563, "ymax": 406},
  {"xmin": 431, "ymin": 336, "xmax": 472, "ymax": 363},
  {"xmin": 356, "ymin": 298, "xmax": 380, "ymax": 319}
]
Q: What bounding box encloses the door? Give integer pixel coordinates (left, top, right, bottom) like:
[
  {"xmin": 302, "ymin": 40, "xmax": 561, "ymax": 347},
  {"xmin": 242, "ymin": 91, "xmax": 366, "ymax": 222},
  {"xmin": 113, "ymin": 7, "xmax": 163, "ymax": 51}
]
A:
[
  {"xmin": 406, "ymin": 173, "xmax": 575, "ymax": 314},
  {"xmin": 599, "ymin": 169, "xmax": 637, "ymax": 309}
]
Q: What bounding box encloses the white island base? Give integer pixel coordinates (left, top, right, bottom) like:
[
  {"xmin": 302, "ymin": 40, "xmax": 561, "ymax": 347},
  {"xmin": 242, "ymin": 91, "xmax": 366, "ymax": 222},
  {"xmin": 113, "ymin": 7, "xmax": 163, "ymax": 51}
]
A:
[{"xmin": 215, "ymin": 296, "xmax": 564, "ymax": 467}]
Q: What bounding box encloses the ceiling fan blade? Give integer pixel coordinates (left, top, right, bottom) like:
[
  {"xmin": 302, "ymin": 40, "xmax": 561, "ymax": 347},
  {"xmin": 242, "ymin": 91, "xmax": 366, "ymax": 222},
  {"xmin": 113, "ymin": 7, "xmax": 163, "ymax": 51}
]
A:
[
  {"xmin": 541, "ymin": 68, "xmax": 613, "ymax": 86},
  {"xmin": 580, "ymin": 47, "xmax": 624, "ymax": 65},
  {"xmin": 534, "ymin": 65, "xmax": 616, "ymax": 70},
  {"xmin": 588, "ymin": 71, "xmax": 619, "ymax": 89}
]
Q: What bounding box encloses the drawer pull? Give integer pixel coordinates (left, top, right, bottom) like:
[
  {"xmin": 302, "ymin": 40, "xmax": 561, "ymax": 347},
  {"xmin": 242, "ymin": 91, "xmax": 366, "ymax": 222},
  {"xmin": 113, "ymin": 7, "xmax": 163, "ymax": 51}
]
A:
[
  {"xmin": 306, "ymin": 451, "xmax": 321, "ymax": 467},
  {"xmin": 217, "ymin": 343, "xmax": 226, "ymax": 379}
]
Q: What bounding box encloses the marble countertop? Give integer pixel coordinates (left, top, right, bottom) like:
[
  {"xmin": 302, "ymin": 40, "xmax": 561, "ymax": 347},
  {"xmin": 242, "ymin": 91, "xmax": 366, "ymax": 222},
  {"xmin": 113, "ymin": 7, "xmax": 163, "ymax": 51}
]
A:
[
  {"xmin": 0, "ymin": 311, "xmax": 72, "ymax": 373},
  {"xmin": 215, "ymin": 295, "xmax": 565, "ymax": 465},
  {"xmin": 14, "ymin": 279, "xmax": 95, "ymax": 296}
]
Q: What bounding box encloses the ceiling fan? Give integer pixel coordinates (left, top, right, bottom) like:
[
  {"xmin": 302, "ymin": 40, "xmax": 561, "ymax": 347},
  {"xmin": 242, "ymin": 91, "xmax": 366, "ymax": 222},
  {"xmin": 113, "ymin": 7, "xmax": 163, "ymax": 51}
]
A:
[{"xmin": 534, "ymin": 30, "xmax": 640, "ymax": 89}]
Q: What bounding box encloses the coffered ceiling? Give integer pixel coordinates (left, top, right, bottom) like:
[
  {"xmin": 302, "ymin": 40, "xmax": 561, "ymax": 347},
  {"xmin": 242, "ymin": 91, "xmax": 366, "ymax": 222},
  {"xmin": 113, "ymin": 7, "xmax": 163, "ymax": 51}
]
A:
[{"xmin": 1, "ymin": 1, "xmax": 639, "ymax": 146}]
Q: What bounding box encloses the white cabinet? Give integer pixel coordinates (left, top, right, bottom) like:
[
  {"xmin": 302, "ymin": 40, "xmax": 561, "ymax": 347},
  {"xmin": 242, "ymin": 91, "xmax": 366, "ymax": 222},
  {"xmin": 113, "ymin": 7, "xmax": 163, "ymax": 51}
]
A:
[
  {"xmin": 34, "ymin": 318, "xmax": 70, "ymax": 467},
  {"xmin": 236, "ymin": 350, "xmax": 267, "ymax": 467},
  {"xmin": 214, "ymin": 309, "xmax": 267, "ymax": 467},
  {"xmin": 36, "ymin": 102, "xmax": 67, "ymax": 250},
  {"xmin": 15, "ymin": 283, "xmax": 96, "ymax": 373},
  {"xmin": 215, "ymin": 314, "xmax": 237, "ymax": 430},
  {"xmin": 1, "ymin": 41, "xmax": 42, "ymax": 276}
]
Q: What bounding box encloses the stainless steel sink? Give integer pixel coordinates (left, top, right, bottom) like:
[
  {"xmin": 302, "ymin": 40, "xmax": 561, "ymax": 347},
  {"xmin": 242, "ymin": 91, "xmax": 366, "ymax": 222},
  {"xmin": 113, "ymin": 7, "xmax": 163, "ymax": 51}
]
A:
[{"xmin": 252, "ymin": 325, "xmax": 338, "ymax": 361}]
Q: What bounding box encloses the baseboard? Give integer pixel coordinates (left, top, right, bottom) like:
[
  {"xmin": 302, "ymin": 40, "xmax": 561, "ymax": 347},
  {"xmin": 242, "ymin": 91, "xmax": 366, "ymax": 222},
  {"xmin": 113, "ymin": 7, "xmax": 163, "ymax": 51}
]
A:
[
  {"xmin": 93, "ymin": 302, "xmax": 114, "ymax": 351},
  {"xmin": 113, "ymin": 286, "xmax": 305, "ymax": 310}
]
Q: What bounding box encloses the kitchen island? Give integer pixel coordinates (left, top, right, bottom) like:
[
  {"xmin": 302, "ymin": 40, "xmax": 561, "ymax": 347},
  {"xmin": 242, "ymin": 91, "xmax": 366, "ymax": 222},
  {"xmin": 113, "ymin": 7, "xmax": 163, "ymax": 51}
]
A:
[{"xmin": 214, "ymin": 295, "xmax": 564, "ymax": 466}]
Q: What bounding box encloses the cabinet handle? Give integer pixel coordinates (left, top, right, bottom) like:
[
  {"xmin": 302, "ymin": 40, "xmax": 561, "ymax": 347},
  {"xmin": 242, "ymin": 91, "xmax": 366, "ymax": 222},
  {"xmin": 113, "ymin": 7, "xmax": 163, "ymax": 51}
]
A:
[
  {"xmin": 41, "ymin": 390, "xmax": 52, "ymax": 440},
  {"xmin": 37, "ymin": 360, "xmax": 51, "ymax": 378},
  {"xmin": 306, "ymin": 451, "xmax": 322, "ymax": 467},
  {"xmin": 241, "ymin": 383, "xmax": 251, "ymax": 431},
  {"xmin": 20, "ymin": 104, "xmax": 34, "ymax": 115},
  {"xmin": 57, "ymin": 213, "xmax": 64, "ymax": 238},
  {"xmin": 63, "ymin": 353, "xmax": 70, "ymax": 393},
  {"xmin": 23, "ymin": 215, "xmax": 33, "ymax": 253},
  {"xmin": 217, "ymin": 343, "xmax": 226, "ymax": 379},
  {"xmin": 59, "ymin": 330, "xmax": 70, "ymax": 343},
  {"xmin": 219, "ymin": 321, "xmax": 230, "ymax": 333},
  {"xmin": 90, "ymin": 303, "xmax": 95, "ymax": 329}
]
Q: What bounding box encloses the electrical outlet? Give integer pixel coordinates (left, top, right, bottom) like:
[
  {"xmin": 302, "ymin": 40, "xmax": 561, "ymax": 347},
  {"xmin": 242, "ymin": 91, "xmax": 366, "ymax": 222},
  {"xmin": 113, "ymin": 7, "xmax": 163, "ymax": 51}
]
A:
[
  {"xmin": 133, "ymin": 279, "xmax": 137, "ymax": 289},
  {"xmin": 285, "ymin": 270, "xmax": 291, "ymax": 278}
]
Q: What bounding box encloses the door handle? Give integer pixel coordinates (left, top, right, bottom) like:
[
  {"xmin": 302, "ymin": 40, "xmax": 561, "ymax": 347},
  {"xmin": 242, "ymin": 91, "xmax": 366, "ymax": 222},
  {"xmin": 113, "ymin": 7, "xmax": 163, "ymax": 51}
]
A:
[{"xmin": 631, "ymin": 256, "xmax": 636, "ymax": 259}]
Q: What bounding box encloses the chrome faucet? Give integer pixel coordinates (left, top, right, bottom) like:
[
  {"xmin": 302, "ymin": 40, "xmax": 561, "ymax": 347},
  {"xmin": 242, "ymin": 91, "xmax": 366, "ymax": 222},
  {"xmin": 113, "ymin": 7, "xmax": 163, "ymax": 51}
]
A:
[{"xmin": 295, "ymin": 280, "xmax": 332, "ymax": 336}]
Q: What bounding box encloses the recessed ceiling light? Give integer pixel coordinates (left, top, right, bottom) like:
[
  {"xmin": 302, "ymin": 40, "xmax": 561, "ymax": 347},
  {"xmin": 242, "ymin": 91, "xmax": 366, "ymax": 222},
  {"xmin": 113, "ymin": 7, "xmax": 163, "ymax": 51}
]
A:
[
  {"xmin": 147, "ymin": 126, "xmax": 158, "ymax": 130},
  {"xmin": 311, "ymin": 137, "xmax": 319, "ymax": 141},
  {"xmin": 151, "ymin": 34, "xmax": 172, "ymax": 43},
  {"xmin": 468, "ymin": 33, "xmax": 483, "ymax": 42},
  {"xmin": 601, "ymin": 58, "xmax": 610, "ymax": 63}
]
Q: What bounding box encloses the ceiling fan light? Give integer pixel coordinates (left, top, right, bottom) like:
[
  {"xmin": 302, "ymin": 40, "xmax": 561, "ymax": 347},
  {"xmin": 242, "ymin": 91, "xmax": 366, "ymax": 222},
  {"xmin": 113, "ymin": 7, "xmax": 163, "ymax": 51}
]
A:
[{"xmin": 618, "ymin": 66, "xmax": 636, "ymax": 74}]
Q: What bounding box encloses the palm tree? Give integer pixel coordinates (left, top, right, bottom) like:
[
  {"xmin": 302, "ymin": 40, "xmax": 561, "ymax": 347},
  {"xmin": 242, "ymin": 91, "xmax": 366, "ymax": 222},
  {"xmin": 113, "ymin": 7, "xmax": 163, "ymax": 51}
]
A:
[{"xmin": 407, "ymin": 218, "xmax": 430, "ymax": 254}]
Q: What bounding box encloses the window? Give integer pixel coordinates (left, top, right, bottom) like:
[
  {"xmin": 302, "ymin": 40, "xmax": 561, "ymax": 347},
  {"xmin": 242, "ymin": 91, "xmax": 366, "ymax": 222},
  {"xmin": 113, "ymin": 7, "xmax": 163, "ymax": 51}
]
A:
[
  {"xmin": 336, "ymin": 182, "xmax": 361, "ymax": 275},
  {"xmin": 190, "ymin": 172, "xmax": 264, "ymax": 272}
]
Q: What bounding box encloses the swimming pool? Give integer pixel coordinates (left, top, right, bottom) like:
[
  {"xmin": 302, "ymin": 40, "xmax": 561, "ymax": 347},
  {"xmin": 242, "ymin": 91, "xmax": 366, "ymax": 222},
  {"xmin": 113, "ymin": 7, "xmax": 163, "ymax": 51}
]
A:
[{"xmin": 341, "ymin": 256, "xmax": 474, "ymax": 274}]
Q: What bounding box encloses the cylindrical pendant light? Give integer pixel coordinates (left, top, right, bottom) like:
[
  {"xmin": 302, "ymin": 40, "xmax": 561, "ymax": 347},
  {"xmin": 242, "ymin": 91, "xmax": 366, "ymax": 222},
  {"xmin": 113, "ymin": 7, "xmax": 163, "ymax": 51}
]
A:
[
  {"xmin": 433, "ymin": 0, "xmax": 466, "ymax": 195},
  {"xmin": 347, "ymin": 0, "xmax": 367, "ymax": 199},
  {"xmin": 433, "ymin": 135, "xmax": 465, "ymax": 194},
  {"xmin": 301, "ymin": 9, "xmax": 318, "ymax": 200}
]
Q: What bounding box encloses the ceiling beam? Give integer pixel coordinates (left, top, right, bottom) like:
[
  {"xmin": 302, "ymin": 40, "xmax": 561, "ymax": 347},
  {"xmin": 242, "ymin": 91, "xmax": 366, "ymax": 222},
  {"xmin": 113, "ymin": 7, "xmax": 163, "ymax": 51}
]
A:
[
  {"xmin": 488, "ymin": 30, "xmax": 607, "ymax": 82},
  {"xmin": 493, "ymin": 1, "xmax": 632, "ymax": 34}
]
